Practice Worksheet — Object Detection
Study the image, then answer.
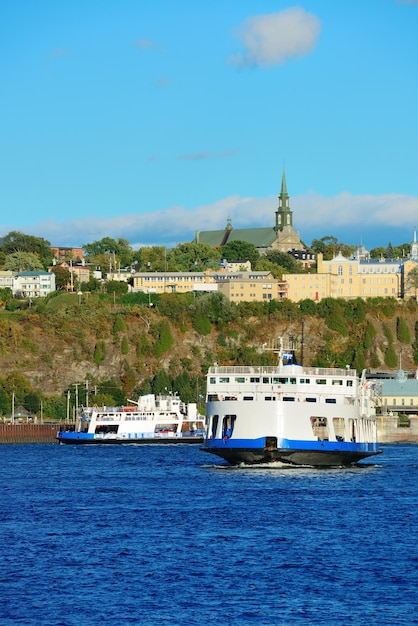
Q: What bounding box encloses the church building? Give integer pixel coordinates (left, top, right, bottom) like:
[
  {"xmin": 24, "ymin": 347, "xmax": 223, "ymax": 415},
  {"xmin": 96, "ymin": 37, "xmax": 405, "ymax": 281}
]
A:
[{"xmin": 194, "ymin": 170, "xmax": 313, "ymax": 264}]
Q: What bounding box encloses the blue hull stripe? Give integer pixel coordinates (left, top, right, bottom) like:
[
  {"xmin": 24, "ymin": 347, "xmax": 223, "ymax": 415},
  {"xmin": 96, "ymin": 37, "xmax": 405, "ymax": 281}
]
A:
[{"xmin": 204, "ymin": 436, "xmax": 379, "ymax": 453}]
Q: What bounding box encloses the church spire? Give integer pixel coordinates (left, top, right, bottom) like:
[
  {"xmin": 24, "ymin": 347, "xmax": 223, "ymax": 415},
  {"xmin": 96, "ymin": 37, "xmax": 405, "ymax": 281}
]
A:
[{"xmin": 275, "ymin": 166, "xmax": 293, "ymax": 232}]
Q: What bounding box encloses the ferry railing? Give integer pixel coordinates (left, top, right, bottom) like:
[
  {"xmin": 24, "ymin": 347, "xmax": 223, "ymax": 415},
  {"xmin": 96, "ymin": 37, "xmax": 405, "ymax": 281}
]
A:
[{"xmin": 208, "ymin": 365, "xmax": 357, "ymax": 377}]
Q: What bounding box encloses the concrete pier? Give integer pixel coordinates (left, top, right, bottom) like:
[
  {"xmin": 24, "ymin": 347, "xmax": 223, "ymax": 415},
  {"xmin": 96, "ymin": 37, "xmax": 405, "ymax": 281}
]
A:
[{"xmin": 376, "ymin": 415, "xmax": 418, "ymax": 444}]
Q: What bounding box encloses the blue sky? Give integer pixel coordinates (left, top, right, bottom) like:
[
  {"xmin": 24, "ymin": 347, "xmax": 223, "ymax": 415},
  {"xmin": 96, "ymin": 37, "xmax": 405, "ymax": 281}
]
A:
[{"xmin": 2, "ymin": 0, "xmax": 418, "ymax": 252}]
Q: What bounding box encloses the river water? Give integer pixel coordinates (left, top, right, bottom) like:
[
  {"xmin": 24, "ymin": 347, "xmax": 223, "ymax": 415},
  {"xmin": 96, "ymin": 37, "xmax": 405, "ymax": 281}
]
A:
[{"xmin": 1, "ymin": 443, "xmax": 417, "ymax": 625}]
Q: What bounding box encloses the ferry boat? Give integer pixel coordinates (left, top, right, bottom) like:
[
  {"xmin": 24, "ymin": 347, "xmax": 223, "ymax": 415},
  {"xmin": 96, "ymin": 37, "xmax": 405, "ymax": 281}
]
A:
[
  {"xmin": 56, "ymin": 393, "xmax": 205, "ymax": 445},
  {"xmin": 201, "ymin": 340, "xmax": 382, "ymax": 466}
]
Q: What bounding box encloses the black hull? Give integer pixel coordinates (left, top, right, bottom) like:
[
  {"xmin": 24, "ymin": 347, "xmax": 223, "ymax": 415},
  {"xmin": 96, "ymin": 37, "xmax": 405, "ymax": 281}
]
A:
[{"xmin": 201, "ymin": 446, "xmax": 382, "ymax": 467}]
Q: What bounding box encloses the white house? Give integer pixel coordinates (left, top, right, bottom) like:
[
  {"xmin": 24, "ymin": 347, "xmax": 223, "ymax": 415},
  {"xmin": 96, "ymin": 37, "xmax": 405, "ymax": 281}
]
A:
[{"xmin": 13, "ymin": 271, "xmax": 56, "ymax": 298}]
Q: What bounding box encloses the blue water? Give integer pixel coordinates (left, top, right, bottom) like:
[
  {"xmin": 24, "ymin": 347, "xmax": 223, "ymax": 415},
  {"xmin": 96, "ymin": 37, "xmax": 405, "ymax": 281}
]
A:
[{"xmin": 0, "ymin": 444, "xmax": 417, "ymax": 626}]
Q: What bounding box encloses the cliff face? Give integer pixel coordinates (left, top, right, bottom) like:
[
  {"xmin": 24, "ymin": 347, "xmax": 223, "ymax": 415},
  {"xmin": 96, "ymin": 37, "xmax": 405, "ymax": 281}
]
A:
[{"xmin": 0, "ymin": 294, "xmax": 417, "ymax": 396}]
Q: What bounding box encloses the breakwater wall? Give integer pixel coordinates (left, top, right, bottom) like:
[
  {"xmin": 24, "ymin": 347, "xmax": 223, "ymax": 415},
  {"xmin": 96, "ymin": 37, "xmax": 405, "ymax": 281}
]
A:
[
  {"xmin": 376, "ymin": 415, "xmax": 418, "ymax": 444},
  {"xmin": 0, "ymin": 423, "xmax": 74, "ymax": 444}
]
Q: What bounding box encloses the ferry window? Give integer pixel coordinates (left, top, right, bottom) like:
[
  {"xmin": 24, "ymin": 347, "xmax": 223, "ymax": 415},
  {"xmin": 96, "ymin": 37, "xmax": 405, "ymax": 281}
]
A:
[
  {"xmin": 325, "ymin": 398, "xmax": 336, "ymax": 403},
  {"xmin": 250, "ymin": 377, "xmax": 260, "ymax": 383},
  {"xmin": 346, "ymin": 380, "xmax": 353, "ymax": 387},
  {"xmin": 316, "ymin": 379, "xmax": 327, "ymax": 385},
  {"xmin": 290, "ymin": 378, "xmax": 296, "ymax": 384},
  {"xmin": 263, "ymin": 377, "xmax": 270, "ymax": 383},
  {"xmin": 222, "ymin": 415, "xmax": 236, "ymax": 438},
  {"xmin": 235, "ymin": 377, "xmax": 246, "ymax": 383},
  {"xmin": 219, "ymin": 377, "xmax": 230, "ymax": 383},
  {"xmin": 264, "ymin": 396, "xmax": 276, "ymax": 401},
  {"xmin": 211, "ymin": 415, "xmax": 219, "ymax": 439},
  {"xmin": 272, "ymin": 378, "xmax": 281, "ymax": 384},
  {"xmin": 210, "ymin": 377, "xmax": 216, "ymax": 384},
  {"xmin": 306, "ymin": 397, "xmax": 317, "ymax": 402},
  {"xmin": 283, "ymin": 397, "xmax": 295, "ymax": 402},
  {"xmin": 300, "ymin": 378, "xmax": 310, "ymax": 384},
  {"xmin": 278, "ymin": 377, "xmax": 289, "ymax": 384},
  {"xmin": 243, "ymin": 396, "xmax": 254, "ymax": 401},
  {"xmin": 332, "ymin": 380, "xmax": 343, "ymax": 386}
]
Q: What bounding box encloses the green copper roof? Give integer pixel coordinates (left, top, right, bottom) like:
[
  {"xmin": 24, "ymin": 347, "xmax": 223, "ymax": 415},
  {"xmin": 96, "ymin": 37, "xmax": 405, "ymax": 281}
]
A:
[{"xmin": 195, "ymin": 227, "xmax": 277, "ymax": 248}]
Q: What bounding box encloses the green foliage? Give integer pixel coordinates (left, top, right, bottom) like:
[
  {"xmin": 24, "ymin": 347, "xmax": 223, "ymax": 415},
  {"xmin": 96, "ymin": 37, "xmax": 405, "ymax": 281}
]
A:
[
  {"xmin": 384, "ymin": 344, "xmax": 398, "ymax": 368},
  {"xmin": 167, "ymin": 242, "xmax": 220, "ymax": 271},
  {"xmin": 317, "ymin": 299, "xmax": 349, "ymax": 335},
  {"xmin": 396, "ymin": 317, "xmax": 411, "ymax": 344},
  {"xmin": 4, "ymin": 251, "xmax": 44, "ymax": 271},
  {"xmin": 135, "ymin": 333, "xmax": 150, "ymax": 357},
  {"xmin": 153, "ymin": 320, "xmax": 174, "ymax": 357},
  {"xmin": 363, "ymin": 321, "xmax": 377, "ymax": 349},
  {"xmin": 1, "ymin": 231, "xmax": 52, "ymax": 268},
  {"xmin": 412, "ymin": 321, "xmax": 418, "ymax": 365},
  {"xmin": 299, "ymin": 299, "xmax": 318, "ymax": 315},
  {"xmin": 121, "ymin": 335, "xmax": 129, "ymax": 355},
  {"xmin": 263, "ymin": 250, "xmax": 302, "ymax": 273},
  {"xmin": 220, "ymin": 240, "xmax": 260, "ymax": 268},
  {"xmin": 152, "ymin": 370, "xmax": 172, "ymax": 394},
  {"xmin": 106, "ymin": 280, "xmax": 129, "ymax": 295},
  {"xmin": 42, "ymin": 395, "xmax": 68, "ymax": 421},
  {"xmin": 192, "ymin": 314, "xmax": 212, "ymax": 335},
  {"xmin": 383, "ymin": 323, "xmax": 394, "ymax": 344},
  {"xmin": 352, "ymin": 347, "xmax": 367, "ymax": 373},
  {"xmin": 113, "ymin": 314, "xmax": 126, "ymax": 334},
  {"xmin": 82, "ymin": 237, "xmax": 133, "ymax": 268},
  {"xmin": 94, "ymin": 341, "xmax": 107, "ymax": 366},
  {"xmin": 50, "ymin": 266, "xmax": 71, "ymax": 290},
  {"xmin": 370, "ymin": 352, "xmax": 380, "ymax": 368}
]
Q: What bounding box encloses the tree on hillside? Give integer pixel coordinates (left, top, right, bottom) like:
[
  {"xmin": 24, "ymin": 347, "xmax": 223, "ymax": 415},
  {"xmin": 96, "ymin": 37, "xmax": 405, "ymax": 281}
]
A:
[
  {"xmin": 1, "ymin": 231, "xmax": 52, "ymax": 267},
  {"xmin": 263, "ymin": 250, "xmax": 302, "ymax": 273},
  {"xmin": 220, "ymin": 240, "xmax": 260, "ymax": 268},
  {"xmin": 369, "ymin": 246, "xmax": 387, "ymax": 259},
  {"xmin": 254, "ymin": 257, "xmax": 284, "ymax": 278},
  {"xmin": 4, "ymin": 252, "xmax": 44, "ymax": 272},
  {"xmin": 310, "ymin": 236, "xmax": 354, "ymax": 260},
  {"xmin": 396, "ymin": 317, "xmax": 411, "ymax": 344},
  {"xmin": 168, "ymin": 242, "xmax": 219, "ymax": 272},
  {"xmin": 407, "ymin": 266, "xmax": 418, "ymax": 300},
  {"xmin": 50, "ymin": 265, "xmax": 71, "ymax": 290},
  {"xmin": 83, "ymin": 237, "xmax": 133, "ymax": 268}
]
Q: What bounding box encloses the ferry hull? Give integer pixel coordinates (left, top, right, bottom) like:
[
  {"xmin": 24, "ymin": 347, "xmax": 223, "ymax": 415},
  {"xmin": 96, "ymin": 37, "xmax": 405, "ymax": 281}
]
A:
[
  {"xmin": 57, "ymin": 432, "xmax": 203, "ymax": 445},
  {"xmin": 201, "ymin": 444, "xmax": 382, "ymax": 467}
]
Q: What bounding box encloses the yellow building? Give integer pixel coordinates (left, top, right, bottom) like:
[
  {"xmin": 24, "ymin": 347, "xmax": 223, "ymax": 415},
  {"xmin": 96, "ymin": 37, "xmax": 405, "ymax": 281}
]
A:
[
  {"xmin": 132, "ymin": 270, "xmax": 288, "ymax": 302},
  {"xmin": 284, "ymin": 252, "xmax": 417, "ymax": 302},
  {"xmin": 216, "ymin": 272, "xmax": 287, "ymax": 302},
  {"xmin": 132, "ymin": 271, "xmax": 217, "ymax": 294}
]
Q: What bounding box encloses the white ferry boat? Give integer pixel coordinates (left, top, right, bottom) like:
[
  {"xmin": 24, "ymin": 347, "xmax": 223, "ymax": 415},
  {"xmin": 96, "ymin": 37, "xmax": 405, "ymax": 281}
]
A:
[
  {"xmin": 56, "ymin": 393, "xmax": 205, "ymax": 445},
  {"xmin": 201, "ymin": 341, "xmax": 382, "ymax": 466}
]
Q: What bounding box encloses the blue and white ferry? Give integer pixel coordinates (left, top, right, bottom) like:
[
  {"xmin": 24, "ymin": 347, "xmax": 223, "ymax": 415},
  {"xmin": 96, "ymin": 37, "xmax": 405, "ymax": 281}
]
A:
[
  {"xmin": 57, "ymin": 393, "xmax": 205, "ymax": 445},
  {"xmin": 201, "ymin": 340, "xmax": 381, "ymax": 466}
]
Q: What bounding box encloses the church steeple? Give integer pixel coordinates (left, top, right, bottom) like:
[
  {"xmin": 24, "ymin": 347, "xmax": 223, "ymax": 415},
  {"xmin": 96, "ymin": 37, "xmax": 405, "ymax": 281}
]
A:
[
  {"xmin": 410, "ymin": 227, "xmax": 418, "ymax": 261},
  {"xmin": 275, "ymin": 167, "xmax": 293, "ymax": 232}
]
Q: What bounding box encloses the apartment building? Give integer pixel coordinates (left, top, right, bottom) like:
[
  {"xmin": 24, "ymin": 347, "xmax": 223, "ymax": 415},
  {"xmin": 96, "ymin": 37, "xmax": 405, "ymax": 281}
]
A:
[
  {"xmin": 284, "ymin": 253, "xmax": 417, "ymax": 302},
  {"xmin": 216, "ymin": 272, "xmax": 287, "ymax": 302},
  {"xmin": 13, "ymin": 271, "xmax": 56, "ymax": 298}
]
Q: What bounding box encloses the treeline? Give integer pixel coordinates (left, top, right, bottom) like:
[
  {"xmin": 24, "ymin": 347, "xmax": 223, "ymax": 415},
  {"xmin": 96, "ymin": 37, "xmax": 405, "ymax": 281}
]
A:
[{"xmin": 0, "ymin": 231, "xmax": 413, "ymax": 281}]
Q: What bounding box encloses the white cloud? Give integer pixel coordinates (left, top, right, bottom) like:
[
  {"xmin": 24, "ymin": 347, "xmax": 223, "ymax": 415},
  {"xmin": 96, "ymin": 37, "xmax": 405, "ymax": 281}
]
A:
[
  {"xmin": 229, "ymin": 7, "xmax": 321, "ymax": 68},
  {"xmin": 5, "ymin": 192, "xmax": 418, "ymax": 251}
]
